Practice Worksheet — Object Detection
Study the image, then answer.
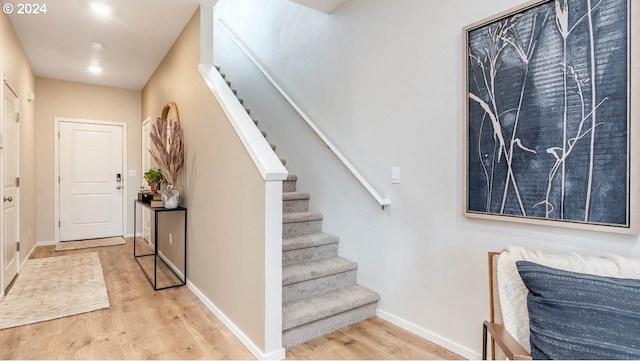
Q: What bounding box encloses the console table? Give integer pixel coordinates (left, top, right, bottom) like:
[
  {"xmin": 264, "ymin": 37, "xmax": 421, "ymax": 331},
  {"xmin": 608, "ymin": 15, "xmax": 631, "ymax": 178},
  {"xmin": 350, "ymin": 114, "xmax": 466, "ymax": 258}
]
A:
[{"xmin": 133, "ymin": 200, "xmax": 187, "ymax": 290}]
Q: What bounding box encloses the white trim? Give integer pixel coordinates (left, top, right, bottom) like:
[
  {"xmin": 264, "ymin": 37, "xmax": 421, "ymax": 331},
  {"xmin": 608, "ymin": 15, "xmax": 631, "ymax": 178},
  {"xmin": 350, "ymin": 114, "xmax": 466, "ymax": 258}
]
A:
[
  {"xmin": 53, "ymin": 117, "xmax": 128, "ymax": 242},
  {"xmin": 187, "ymin": 280, "xmax": 286, "ymax": 360},
  {"xmin": 14, "ymin": 94, "xmax": 20, "ymax": 275},
  {"xmin": 214, "ymin": 18, "xmax": 390, "ymax": 209},
  {"xmin": 264, "ymin": 180, "xmax": 283, "ymax": 357},
  {"xmin": 36, "ymin": 240, "xmax": 58, "ymax": 246},
  {"xmin": 198, "ymin": 64, "xmax": 288, "ymax": 182},
  {"xmin": 376, "ymin": 309, "xmax": 479, "ymax": 360}
]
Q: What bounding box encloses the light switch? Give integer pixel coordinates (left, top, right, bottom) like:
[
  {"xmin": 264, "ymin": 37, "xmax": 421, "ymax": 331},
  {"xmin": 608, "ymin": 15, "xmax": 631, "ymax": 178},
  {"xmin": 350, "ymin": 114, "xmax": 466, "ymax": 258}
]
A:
[
  {"xmin": 128, "ymin": 170, "xmax": 137, "ymax": 177},
  {"xmin": 391, "ymin": 167, "xmax": 400, "ymax": 184}
]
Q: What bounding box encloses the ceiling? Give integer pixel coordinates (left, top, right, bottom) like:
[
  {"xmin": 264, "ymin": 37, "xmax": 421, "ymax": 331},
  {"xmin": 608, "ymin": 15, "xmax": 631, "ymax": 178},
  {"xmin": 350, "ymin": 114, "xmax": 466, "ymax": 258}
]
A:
[{"xmin": 5, "ymin": 0, "xmax": 211, "ymax": 90}]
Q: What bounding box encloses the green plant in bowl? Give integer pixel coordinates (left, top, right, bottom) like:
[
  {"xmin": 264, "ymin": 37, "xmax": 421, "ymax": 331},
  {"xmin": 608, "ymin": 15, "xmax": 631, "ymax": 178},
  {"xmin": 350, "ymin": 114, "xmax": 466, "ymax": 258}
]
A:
[{"xmin": 143, "ymin": 168, "xmax": 164, "ymax": 194}]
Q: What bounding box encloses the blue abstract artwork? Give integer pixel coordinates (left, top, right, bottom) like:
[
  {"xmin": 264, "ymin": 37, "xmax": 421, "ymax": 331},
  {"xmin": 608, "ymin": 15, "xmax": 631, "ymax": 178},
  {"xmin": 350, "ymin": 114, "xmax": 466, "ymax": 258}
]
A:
[{"xmin": 465, "ymin": 0, "xmax": 629, "ymax": 228}]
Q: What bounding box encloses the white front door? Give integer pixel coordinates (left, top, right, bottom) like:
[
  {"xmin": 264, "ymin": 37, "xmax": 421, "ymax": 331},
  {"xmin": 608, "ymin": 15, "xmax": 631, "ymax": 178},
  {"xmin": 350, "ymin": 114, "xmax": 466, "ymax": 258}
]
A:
[
  {"xmin": 2, "ymin": 80, "xmax": 19, "ymax": 291},
  {"xmin": 59, "ymin": 121, "xmax": 123, "ymax": 241}
]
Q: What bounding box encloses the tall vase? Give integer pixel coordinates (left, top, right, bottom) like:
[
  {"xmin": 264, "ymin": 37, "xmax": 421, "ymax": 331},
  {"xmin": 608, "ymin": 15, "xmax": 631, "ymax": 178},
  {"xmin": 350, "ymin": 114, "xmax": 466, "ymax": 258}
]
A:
[{"xmin": 162, "ymin": 184, "xmax": 180, "ymax": 209}]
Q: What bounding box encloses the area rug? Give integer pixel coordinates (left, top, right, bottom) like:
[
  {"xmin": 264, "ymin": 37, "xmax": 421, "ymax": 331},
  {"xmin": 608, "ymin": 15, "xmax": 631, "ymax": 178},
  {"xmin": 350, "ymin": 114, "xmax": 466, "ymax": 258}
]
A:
[
  {"xmin": 55, "ymin": 236, "xmax": 125, "ymax": 251},
  {"xmin": 0, "ymin": 252, "xmax": 110, "ymax": 330}
]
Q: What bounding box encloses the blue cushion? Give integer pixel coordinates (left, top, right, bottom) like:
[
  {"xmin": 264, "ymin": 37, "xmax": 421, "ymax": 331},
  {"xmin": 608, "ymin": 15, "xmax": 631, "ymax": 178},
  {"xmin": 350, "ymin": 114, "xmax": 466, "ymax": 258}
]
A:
[{"xmin": 516, "ymin": 261, "xmax": 640, "ymax": 360}]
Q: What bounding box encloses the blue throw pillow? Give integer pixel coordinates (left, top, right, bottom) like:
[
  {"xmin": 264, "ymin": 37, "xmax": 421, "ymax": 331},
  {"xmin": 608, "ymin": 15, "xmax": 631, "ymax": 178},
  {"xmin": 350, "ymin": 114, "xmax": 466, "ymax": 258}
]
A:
[{"xmin": 516, "ymin": 261, "xmax": 640, "ymax": 360}]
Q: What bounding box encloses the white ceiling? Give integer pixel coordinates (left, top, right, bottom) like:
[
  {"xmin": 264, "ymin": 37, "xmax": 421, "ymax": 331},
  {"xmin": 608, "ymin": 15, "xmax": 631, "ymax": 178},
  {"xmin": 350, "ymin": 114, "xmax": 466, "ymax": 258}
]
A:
[{"xmin": 5, "ymin": 0, "xmax": 208, "ymax": 90}]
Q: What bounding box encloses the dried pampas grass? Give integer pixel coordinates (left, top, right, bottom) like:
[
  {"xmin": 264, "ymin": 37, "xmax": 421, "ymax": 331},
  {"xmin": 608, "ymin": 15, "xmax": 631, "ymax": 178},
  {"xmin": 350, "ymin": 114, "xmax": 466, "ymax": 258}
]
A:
[{"xmin": 150, "ymin": 107, "xmax": 184, "ymax": 185}]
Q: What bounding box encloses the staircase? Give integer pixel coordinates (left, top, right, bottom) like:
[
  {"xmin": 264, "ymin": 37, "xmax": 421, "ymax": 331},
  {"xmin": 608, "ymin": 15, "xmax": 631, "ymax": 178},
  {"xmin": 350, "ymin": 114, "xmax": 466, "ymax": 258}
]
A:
[{"xmin": 217, "ymin": 67, "xmax": 380, "ymax": 347}]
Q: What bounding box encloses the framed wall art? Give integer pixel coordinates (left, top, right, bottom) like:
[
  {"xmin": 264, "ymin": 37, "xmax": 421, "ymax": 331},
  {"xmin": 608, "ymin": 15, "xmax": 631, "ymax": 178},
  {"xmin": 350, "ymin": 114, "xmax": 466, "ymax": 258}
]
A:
[{"xmin": 463, "ymin": 0, "xmax": 640, "ymax": 233}]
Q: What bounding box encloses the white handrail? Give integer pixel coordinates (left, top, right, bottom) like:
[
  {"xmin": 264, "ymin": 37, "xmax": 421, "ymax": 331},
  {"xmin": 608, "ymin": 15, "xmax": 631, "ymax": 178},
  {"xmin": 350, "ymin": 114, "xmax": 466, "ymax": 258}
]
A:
[{"xmin": 215, "ymin": 18, "xmax": 391, "ymax": 209}]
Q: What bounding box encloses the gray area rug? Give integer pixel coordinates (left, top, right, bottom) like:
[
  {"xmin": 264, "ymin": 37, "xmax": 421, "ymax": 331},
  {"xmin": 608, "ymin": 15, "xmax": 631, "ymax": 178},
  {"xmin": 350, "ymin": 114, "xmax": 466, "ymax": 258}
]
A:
[
  {"xmin": 55, "ymin": 236, "xmax": 125, "ymax": 251},
  {"xmin": 0, "ymin": 252, "xmax": 110, "ymax": 330}
]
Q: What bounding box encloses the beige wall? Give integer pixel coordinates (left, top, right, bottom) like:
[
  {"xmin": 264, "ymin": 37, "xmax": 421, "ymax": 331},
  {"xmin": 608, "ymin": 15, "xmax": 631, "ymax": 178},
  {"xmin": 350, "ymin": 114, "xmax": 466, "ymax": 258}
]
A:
[
  {"xmin": 142, "ymin": 8, "xmax": 267, "ymax": 350},
  {"xmin": 0, "ymin": 7, "xmax": 37, "ymax": 264},
  {"xmin": 35, "ymin": 78, "xmax": 141, "ymax": 241}
]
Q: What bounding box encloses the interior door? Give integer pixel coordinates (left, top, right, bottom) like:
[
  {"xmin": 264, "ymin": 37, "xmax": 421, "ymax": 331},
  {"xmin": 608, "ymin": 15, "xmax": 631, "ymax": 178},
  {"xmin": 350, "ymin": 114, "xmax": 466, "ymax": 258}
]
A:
[
  {"xmin": 141, "ymin": 118, "xmax": 151, "ymax": 243},
  {"xmin": 59, "ymin": 121, "xmax": 123, "ymax": 241},
  {"xmin": 2, "ymin": 80, "xmax": 19, "ymax": 291}
]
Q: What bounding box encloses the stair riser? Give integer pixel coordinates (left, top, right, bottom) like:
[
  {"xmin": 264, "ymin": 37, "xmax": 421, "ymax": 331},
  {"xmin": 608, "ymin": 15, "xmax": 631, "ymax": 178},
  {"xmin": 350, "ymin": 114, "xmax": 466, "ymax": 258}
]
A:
[
  {"xmin": 283, "ymin": 199, "xmax": 309, "ymax": 213},
  {"xmin": 282, "ymin": 303, "xmax": 377, "ymax": 347},
  {"xmin": 283, "ymin": 180, "xmax": 297, "ymax": 193},
  {"xmin": 283, "ymin": 243, "xmax": 339, "ymax": 267},
  {"xmin": 283, "ymin": 270, "xmax": 356, "ymax": 303},
  {"xmin": 283, "ymin": 220, "xmax": 322, "ymax": 238}
]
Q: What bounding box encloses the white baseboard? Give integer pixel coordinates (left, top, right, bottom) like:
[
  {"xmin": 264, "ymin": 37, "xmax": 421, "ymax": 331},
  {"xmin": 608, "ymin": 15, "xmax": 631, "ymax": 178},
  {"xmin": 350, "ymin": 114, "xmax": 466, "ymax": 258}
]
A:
[
  {"xmin": 36, "ymin": 240, "xmax": 58, "ymax": 246},
  {"xmin": 187, "ymin": 280, "xmax": 286, "ymax": 360},
  {"xmin": 376, "ymin": 309, "xmax": 479, "ymax": 360}
]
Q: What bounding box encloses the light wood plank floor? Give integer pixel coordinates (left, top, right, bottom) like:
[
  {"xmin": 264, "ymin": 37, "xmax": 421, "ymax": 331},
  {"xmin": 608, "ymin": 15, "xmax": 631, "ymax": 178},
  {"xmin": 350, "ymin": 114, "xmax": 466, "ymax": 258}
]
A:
[
  {"xmin": 0, "ymin": 238, "xmax": 463, "ymax": 360},
  {"xmin": 287, "ymin": 317, "xmax": 463, "ymax": 360}
]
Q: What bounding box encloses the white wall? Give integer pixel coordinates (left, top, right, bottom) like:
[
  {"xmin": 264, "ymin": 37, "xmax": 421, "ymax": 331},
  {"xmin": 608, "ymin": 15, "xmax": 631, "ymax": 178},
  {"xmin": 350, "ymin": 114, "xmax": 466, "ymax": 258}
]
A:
[{"xmin": 213, "ymin": 0, "xmax": 640, "ymax": 357}]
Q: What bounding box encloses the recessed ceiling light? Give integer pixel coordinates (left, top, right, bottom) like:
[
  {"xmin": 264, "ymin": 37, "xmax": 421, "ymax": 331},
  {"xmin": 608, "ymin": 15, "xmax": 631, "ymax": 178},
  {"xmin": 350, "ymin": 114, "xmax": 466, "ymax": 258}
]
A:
[
  {"xmin": 90, "ymin": 2, "xmax": 112, "ymax": 18},
  {"xmin": 88, "ymin": 65, "xmax": 103, "ymax": 74},
  {"xmin": 91, "ymin": 42, "xmax": 105, "ymax": 51}
]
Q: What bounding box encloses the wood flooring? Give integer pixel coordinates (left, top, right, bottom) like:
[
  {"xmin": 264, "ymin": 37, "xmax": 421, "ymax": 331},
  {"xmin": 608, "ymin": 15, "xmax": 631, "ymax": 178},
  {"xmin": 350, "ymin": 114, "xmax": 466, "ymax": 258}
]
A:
[{"xmin": 0, "ymin": 238, "xmax": 463, "ymax": 360}]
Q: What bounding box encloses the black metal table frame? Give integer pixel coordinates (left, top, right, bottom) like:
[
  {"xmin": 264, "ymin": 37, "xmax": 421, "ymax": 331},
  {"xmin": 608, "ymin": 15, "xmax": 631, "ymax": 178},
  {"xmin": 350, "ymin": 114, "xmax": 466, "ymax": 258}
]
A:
[{"xmin": 133, "ymin": 200, "xmax": 187, "ymax": 290}]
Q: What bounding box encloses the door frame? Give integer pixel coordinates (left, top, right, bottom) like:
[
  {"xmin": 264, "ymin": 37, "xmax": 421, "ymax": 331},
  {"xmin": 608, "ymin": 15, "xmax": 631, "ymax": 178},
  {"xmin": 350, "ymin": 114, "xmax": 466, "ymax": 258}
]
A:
[
  {"xmin": 141, "ymin": 116, "xmax": 152, "ymax": 244},
  {"xmin": 1, "ymin": 74, "xmax": 20, "ymax": 296},
  {"xmin": 53, "ymin": 117, "xmax": 128, "ymax": 242}
]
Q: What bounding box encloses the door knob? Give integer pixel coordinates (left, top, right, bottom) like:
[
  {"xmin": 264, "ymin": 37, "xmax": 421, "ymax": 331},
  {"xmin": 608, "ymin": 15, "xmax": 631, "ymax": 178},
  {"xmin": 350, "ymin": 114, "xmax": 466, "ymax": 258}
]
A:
[
  {"xmin": 3, "ymin": 196, "xmax": 12, "ymax": 202},
  {"xmin": 116, "ymin": 186, "xmax": 122, "ymax": 190}
]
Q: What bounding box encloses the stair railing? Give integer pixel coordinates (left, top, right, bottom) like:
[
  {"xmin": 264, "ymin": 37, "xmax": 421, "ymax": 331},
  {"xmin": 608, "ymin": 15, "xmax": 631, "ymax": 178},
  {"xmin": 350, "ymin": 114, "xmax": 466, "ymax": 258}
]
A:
[{"xmin": 215, "ymin": 18, "xmax": 391, "ymax": 209}]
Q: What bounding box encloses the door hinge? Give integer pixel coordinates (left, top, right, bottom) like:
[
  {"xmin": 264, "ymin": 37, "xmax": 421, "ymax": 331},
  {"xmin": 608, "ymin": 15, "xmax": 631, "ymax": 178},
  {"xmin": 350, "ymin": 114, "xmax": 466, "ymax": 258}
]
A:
[
  {"xmin": 58, "ymin": 220, "xmax": 61, "ymax": 227},
  {"xmin": 16, "ymin": 242, "xmax": 20, "ymax": 252},
  {"xmin": 15, "ymin": 113, "xmax": 19, "ymax": 123},
  {"xmin": 58, "ymin": 131, "xmax": 60, "ymax": 139},
  {"xmin": 15, "ymin": 177, "xmax": 19, "ymax": 187}
]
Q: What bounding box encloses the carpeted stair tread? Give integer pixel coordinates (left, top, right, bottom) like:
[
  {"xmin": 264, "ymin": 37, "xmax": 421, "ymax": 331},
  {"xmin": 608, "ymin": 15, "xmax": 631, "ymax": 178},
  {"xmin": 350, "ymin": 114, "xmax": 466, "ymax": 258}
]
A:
[
  {"xmin": 283, "ymin": 192, "xmax": 310, "ymax": 202},
  {"xmin": 282, "ymin": 232, "xmax": 339, "ymax": 251},
  {"xmin": 283, "ymin": 211, "xmax": 323, "ymax": 224},
  {"xmin": 283, "ymin": 175, "xmax": 297, "ymax": 192},
  {"xmin": 282, "ymin": 285, "xmax": 380, "ymax": 331},
  {"xmin": 283, "ymin": 257, "xmax": 357, "ymax": 286}
]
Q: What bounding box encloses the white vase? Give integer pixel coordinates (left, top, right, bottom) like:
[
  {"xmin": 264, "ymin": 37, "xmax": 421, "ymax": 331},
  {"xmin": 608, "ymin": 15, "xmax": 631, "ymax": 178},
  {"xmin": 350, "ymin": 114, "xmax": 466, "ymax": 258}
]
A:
[{"xmin": 162, "ymin": 184, "xmax": 180, "ymax": 209}]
